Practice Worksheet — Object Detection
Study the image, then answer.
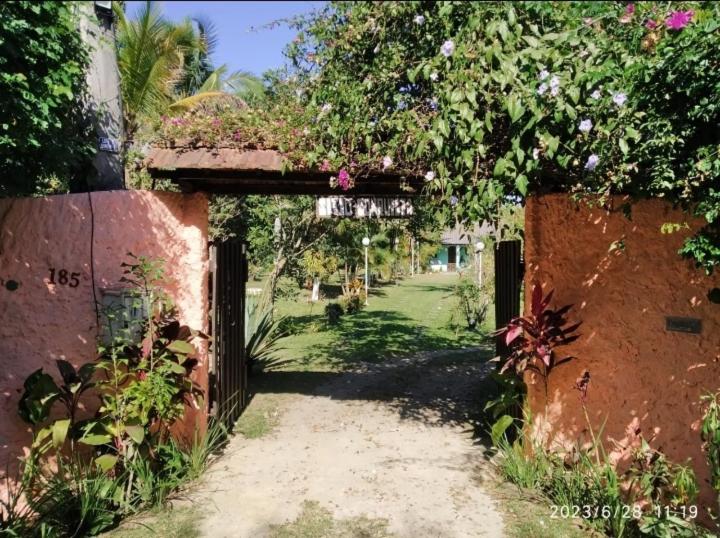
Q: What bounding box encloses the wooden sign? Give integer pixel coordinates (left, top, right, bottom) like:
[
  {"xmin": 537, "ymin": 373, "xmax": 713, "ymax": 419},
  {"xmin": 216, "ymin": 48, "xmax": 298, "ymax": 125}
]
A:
[
  {"xmin": 316, "ymin": 196, "xmax": 413, "ymax": 219},
  {"xmin": 665, "ymin": 316, "xmax": 702, "ymax": 334}
]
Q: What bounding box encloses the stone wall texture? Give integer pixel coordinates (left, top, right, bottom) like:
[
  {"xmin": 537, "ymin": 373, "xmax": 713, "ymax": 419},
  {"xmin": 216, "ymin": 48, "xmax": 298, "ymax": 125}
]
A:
[
  {"xmin": 525, "ymin": 194, "xmax": 720, "ymax": 516},
  {"xmin": 0, "ymin": 190, "xmax": 209, "ymax": 476}
]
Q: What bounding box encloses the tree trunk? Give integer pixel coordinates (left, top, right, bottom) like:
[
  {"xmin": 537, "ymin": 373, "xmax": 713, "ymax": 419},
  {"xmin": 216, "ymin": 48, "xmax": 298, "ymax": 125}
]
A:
[
  {"xmin": 311, "ymin": 277, "xmax": 320, "ymax": 302},
  {"xmin": 268, "ymin": 255, "xmax": 287, "ymax": 305}
]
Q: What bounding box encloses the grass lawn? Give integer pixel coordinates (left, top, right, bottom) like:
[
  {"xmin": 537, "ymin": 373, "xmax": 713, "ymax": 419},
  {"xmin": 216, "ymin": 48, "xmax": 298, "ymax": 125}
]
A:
[{"xmin": 268, "ymin": 272, "xmax": 493, "ymax": 372}]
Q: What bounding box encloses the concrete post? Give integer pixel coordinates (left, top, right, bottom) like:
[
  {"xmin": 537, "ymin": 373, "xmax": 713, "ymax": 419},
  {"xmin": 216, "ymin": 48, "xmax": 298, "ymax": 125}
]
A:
[{"xmin": 77, "ymin": 1, "xmax": 125, "ymax": 190}]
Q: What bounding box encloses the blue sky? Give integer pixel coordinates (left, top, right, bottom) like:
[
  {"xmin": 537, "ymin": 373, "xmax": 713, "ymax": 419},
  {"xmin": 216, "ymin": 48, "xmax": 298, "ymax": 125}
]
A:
[{"xmin": 126, "ymin": 1, "xmax": 324, "ymax": 76}]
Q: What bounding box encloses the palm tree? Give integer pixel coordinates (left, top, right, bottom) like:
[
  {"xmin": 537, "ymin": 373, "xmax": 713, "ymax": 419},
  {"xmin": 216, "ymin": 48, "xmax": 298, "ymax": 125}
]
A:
[
  {"xmin": 115, "ymin": 2, "xmax": 268, "ymax": 140},
  {"xmin": 114, "ymin": 1, "xmax": 200, "ymax": 142}
]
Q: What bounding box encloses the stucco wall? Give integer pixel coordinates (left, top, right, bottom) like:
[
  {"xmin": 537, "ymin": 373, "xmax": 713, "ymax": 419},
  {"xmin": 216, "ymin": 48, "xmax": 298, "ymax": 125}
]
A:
[
  {"xmin": 524, "ymin": 194, "xmax": 720, "ymax": 514},
  {"xmin": 0, "ymin": 190, "xmax": 209, "ymax": 475}
]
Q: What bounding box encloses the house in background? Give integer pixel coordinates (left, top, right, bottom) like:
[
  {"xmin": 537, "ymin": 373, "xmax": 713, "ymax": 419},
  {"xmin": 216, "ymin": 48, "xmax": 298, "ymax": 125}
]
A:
[{"xmin": 429, "ymin": 223, "xmax": 492, "ymax": 272}]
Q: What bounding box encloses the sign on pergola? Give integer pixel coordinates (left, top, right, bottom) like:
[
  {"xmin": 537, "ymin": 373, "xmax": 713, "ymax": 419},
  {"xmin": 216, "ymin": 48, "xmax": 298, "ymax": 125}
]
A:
[{"xmin": 316, "ymin": 196, "xmax": 413, "ymax": 218}]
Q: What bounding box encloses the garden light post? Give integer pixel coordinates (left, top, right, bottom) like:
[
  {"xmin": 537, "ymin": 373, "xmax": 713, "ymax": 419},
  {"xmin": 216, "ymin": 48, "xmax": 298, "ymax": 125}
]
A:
[
  {"xmin": 362, "ymin": 236, "xmax": 370, "ymax": 305},
  {"xmin": 475, "ymin": 241, "xmax": 485, "ymax": 287}
]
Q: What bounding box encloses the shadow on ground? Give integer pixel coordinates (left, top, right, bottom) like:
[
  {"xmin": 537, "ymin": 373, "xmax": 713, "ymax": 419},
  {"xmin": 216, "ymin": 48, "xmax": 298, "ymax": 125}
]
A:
[{"xmin": 250, "ymin": 345, "xmax": 501, "ymax": 443}]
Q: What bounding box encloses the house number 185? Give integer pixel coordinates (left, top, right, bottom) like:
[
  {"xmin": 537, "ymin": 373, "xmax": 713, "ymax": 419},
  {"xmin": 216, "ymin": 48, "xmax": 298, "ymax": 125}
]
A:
[{"xmin": 48, "ymin": 268, "xmax": 80, "ymax": 288}]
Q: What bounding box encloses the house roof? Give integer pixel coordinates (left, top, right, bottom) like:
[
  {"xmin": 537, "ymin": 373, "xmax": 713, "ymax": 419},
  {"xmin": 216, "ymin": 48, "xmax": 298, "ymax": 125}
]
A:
[
  {"xmin": 440, "ymin": 222, "xmax": 494, "ymax": 245},
  {"xmin": 144, "ymin": 147, "xmax": 425, "ymax": 196}
]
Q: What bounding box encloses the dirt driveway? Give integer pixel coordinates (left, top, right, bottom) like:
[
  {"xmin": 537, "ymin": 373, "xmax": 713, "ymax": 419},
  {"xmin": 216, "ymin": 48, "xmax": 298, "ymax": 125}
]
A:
[{"xmin": 191, "ymin": 348, "xmax": 505, "ymax": 537}]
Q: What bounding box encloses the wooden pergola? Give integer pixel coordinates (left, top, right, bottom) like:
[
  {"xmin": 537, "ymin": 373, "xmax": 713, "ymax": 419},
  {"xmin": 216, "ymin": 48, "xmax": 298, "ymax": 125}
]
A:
[{"xmin": 145, "ymin": 147, "xmax": 425, "ymax": 196}]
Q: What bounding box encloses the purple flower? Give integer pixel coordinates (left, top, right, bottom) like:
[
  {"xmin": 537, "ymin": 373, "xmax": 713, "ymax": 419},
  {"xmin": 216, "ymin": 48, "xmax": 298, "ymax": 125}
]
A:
[
  {"xmin": 450, "ymin": 195, "xmax": 458, "ymax": 206},
  {"xmin": 645, "ymin": 19, "xmax": 658, "ymax": 30},
  {"xmin": 321, "ymin": 103, "xmax": 332, "ymax": 113},
  {"xmin": 585, "ymin": 154, "xmax": 599, "ymax": 171},
  {"xmin": 579, "ymin": 119, "xmax": 593, "ymax": 133},
  {"xmin": 428, "ymin": 97, "xmax": 438, "ymax": 111},
  {"xmin": 382, "ymin": 156, "xmax": 393, "ymax": 169},
  {"xmin": 538, "ymin": 69, "xmax": 550, "ymax": 81},
  {"xmin": 619, "ymin": 3, "xmax": 635, "ymax": 23},
  {"xmin": 549, "ymin": 76, "xmax": 560, "ymax": 96},
  {"xmin": 537, "ymin": 83, "xmax": 548, "ymax": 96},
  {"xmin": 440, "ymin": 40, "xmax": 455, "ymax": 57},
  {"xmin": 212, "ymin": 118, "xmax": 221, "ymax": 127},
  {"xmin": 666, "ymin": 10, "xmax": 693, "ymax": 30},
  {"xmin": 612, "ymin": 92, "xmax": 627, "ymax": 107},
  {"xmin": 338, "ymin": 169, "xmax": 351, "ymax": 190},
  {"xmin": 320, "ymin": 159, "xmax": 331, "ymax": 172},
  {"xmin": 414, "ymin": 14, "xmax": 425, "ymax": 25}
]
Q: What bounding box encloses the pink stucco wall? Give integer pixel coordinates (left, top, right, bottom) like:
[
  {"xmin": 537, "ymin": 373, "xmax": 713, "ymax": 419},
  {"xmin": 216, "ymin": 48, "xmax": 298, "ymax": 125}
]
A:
[
  {"xmin": 0, "ymin": 190, "xmax": 209, "ymax": 476},
  {"xmin": 525, "ymin": 194, "xmax": 720, "ymax": 516}
]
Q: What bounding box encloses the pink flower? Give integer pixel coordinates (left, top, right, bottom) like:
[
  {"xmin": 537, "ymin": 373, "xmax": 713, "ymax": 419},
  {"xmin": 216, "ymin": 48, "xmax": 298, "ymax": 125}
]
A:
[
  {"xmin": 645, "ymin": 19, "xmax": 658, "ymax": 30},
  {"xmin": 232, "ymin": 131, "xmax": 242, "ymax": 141},
  {"xmin": 338, "ymin": 169, "xmax": 351, "ymax": 191},
  {"xmin": 619, "ymin": 3, "xmax": 635, "ymax": 23},
  {"xmin": 320, "ymin": 159, "xmax": 331, "ymax": 172},
  {"xmin": 211, "ymin": 118, "xmax": 221, "ymax": 127},
  {"xmin": 666, "ymin": 10, "xmax": 693, "ymax": 30}
]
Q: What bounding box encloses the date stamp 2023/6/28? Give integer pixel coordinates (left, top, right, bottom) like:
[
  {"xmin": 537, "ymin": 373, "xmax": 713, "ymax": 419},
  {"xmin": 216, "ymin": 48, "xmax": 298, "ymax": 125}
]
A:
[{"xmin": 550, "ymin": 504, "xmax": 699, "ymax": 520}]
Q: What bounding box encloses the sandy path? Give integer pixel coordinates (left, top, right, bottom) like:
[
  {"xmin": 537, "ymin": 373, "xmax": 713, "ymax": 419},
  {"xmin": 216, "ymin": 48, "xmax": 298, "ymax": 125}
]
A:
[{"xmin": 193, "ymin": 350, "xmax": 505, "ymax": 537}]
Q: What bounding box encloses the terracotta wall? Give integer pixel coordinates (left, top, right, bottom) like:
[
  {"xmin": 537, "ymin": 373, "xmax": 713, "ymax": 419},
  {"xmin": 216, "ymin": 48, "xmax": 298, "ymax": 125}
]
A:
[
  {"xmin": 524, "ymin": 194, "xmax": 720, "ymax": 514},
  {"xmin": 0, "ymin": 190, "xmax": 209, "ymax": 475}
]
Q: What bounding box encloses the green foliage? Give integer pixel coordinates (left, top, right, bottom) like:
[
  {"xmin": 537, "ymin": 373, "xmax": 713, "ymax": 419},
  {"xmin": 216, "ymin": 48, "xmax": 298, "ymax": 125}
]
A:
[
  {"xmin": 339, "ymin": 278, "xmax": 366, "ymax": 315},
  {"xmin": 453, "ymin": 278, "xmax": 490, "ymax": 330},
  {"xmin": 246, "ymin": 310, "xmax": 287, "ymax": 373},
  {"xmin": 324, "ymin": 302, "xmax": 343, "ymax": 325},
  {"xmin": 0, "ymin": 1, "xmax": 94, "ymax": 196},
  {"xmin": 282, "ymin": 1, "xmax": 720, "ymax": 272},
  {"xmin": 701, "ymin": 390, "xmax": 720, "ymax": 514},
  {"xmin": 13, "ymin": 256, "xmax": 219, "ymax": 534}
]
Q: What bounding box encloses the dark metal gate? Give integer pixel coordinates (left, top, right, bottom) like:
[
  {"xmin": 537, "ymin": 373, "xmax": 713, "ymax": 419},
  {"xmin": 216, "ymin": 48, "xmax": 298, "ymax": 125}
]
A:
[
  {"xmin": 209, "ymin": 241, "xmax": 248, "ymax": 426},
  {"xmin": 494, "ymin": 240, "xmax": 523, "ymax": 356}
]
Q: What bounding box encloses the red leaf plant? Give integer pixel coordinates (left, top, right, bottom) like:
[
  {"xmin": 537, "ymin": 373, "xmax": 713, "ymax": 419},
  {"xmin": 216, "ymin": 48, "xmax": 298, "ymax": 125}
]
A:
[{"xmin": 495, "ymin": 282, "xmax": 581, "ymax": 399}]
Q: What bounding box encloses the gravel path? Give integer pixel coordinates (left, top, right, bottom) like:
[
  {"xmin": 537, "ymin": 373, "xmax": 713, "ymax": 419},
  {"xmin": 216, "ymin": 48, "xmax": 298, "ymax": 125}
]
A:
[{"xmin": 192, "ymin": 349, "xmax": 505, "ymax": 537}]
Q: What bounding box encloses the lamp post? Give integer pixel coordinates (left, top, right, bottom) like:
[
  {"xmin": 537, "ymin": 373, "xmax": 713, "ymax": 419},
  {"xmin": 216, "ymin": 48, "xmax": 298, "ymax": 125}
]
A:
[
  {"xmin": 362, "ymin": 236, "xmax": 370, "ymax": 305},
  {"xmin": 475, "ymin": 240, "xmax": 485, "ymax": 287}
]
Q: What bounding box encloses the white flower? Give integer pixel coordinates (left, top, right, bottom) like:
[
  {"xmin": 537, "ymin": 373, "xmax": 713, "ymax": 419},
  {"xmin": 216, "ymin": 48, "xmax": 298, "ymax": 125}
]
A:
[
  {"xmin": 613, "ymin": 92, "xmax": 627, "ymax": 107},
  {"xmin": 579, "ymin": 119, "xmax": 593, "ymax": 133},
  {"xmin": 585, "ymin": 154, "xmax": 599, "ymax": 171},
  {"xmin": 321, "ymin": 103, "xmax": 332, "ymax": 113},
  {"xmin": 591, "ymin": 90, "xmax": 602, "ymax": 100},
  {"xmin": 550, "ymin": 75, "xmax": 560, "ymax": 89},
  {"xmin": 414, "ymin": 14, "xmax": 425, "ymax": 25},
  {"xmin": 538, "ymin": 69, "xmax": 550, "ymax": 81},
  {"xmin": 450, "ymin": 195, "xmax": 458, "ymax": 206},
  {"xmin": 440, "ymin": 40, "xmax": 455, "ymax": 57},
  {"xmin": 532, "ymin": 148, "xmax": 540, "ymax": 160},
  {"xmin": 382, "ymin": 156, "xmax": 393, "ymax": 169},
  {"xmin": 303, "ymin": 127, "xmax": 310, "ymax": 135},
  {"xmin": 430, "ymin": 71, "xmax": 439, "ymax": 82},
  {"xmin": 424, "ymin": 171, "xmax": 435, "ymax": 182},
  {"xmin": 373, "ymin": 44, "xmax": 380, "ymax": 54},
  {"xmin": 537, "ymin": 83, "xmax": 548, "ymax": 96},
  {"xmin": 295, "ymin": 88, "xmax": 304, "ymax": 98}
]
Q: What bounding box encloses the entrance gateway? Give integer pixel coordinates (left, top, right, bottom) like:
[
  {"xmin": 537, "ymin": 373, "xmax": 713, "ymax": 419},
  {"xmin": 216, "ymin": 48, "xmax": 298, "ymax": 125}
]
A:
[{"xmin": 146, "ymin": 146, "xmax": 522, "ymax": 419}]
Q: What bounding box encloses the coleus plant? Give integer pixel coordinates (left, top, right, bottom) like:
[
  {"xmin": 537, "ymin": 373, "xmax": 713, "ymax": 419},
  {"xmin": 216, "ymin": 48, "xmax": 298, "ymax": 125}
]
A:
[{"xmin": 496, "ymin": 282, "xmax": 581, "ymax": 396}]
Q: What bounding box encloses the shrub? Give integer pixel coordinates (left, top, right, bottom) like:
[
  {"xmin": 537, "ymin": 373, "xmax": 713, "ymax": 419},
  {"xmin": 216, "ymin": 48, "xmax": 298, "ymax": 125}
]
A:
[
  {"xmin": 453, "ymin": 278, "xmax": 490, "ymax": 330},
  {"xmin": 495, "ymin": 282, "xmax": 581, "ymax": 400},
  {"xmin": 325, "ymin": 302, "xmax": 343, "ymax": 324},
  {"xmin": 246, "ymin": 310, "xmax": 286, "ymax": 373},
  {"xmin": 339, "ymin": 278, "xmax": 366, "ymax": 315}
]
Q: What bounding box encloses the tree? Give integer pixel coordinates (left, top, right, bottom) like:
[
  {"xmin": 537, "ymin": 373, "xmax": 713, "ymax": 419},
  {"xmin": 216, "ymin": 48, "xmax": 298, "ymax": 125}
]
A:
[
  {"xmin": 0, "ymin": 1, "xmax": 94, "ymax": 196},
  {"xmin": 285, "ymin": 2, "xmax": 720, "ymax": 273},
  {"xmin": 114, "ymin": 1, "xmax": 199, "ymax": 142}
]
